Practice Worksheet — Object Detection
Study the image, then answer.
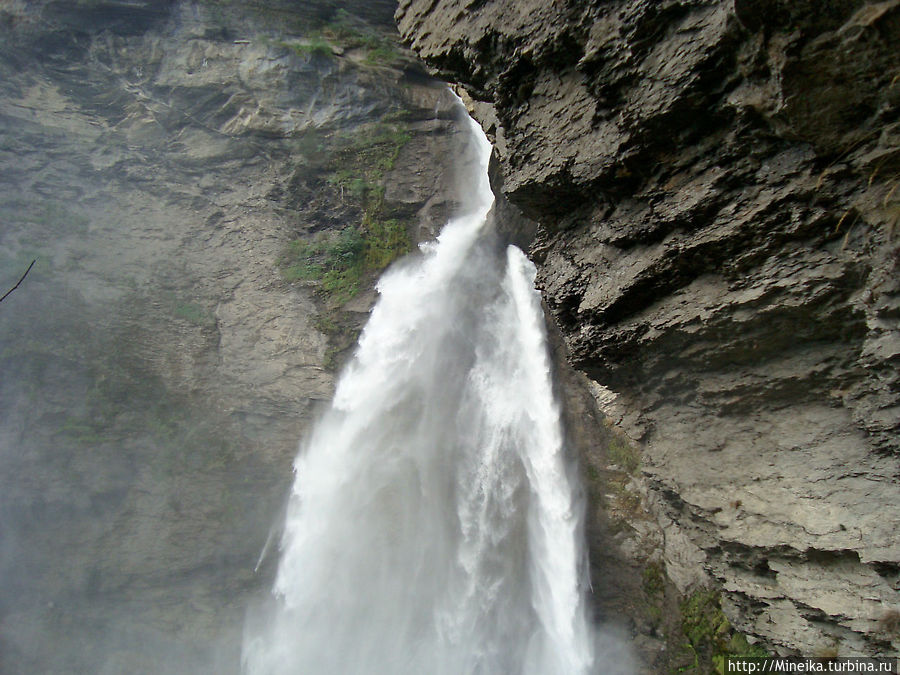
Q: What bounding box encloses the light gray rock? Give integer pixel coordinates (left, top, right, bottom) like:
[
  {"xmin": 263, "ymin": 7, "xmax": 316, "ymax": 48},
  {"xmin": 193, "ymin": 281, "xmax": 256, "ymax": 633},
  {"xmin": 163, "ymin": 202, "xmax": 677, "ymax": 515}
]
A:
[{"xmin": 0, "ymin": 2, "xmax": 466, "ymax": 672}]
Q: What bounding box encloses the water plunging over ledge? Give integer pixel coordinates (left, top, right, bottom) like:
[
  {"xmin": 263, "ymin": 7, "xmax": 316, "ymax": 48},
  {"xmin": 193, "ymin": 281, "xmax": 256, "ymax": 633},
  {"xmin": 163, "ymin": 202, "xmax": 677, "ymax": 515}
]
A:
[{"xmin": 242, "ymin": 110, "xmax": 602, "ymax": 674}]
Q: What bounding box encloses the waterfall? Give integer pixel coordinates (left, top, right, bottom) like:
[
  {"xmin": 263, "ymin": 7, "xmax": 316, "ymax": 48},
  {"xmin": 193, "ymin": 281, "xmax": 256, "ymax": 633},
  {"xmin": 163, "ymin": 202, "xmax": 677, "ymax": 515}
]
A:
[{"xmin": 242, "ymin": 111, "xmax": 597, "ymax": 675}]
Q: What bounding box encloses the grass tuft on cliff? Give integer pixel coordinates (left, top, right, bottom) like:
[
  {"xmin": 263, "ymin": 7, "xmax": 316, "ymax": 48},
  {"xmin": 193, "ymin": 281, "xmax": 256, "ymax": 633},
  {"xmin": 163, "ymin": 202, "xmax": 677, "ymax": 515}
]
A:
[
  {"xmin": 608, "ymin": 432, "xmax": 640, "ymax": 474},
  {"xmin": 676, "ymin": 590, "xmax": 769, "ymax": 674},
  {"xmin": 273, "ymin": 10, "xmax": 402, "ymax": 66},
  {"xmin": 283, "ymin": 37, "xmax": 334, "ymax": 59},
  {"xmin": 281, "ymin": 220, "xmax": 409, "ymax": 305},
  {"xmin": 320, "ymin": 10, "xmax": 400, "ymax": 64}
]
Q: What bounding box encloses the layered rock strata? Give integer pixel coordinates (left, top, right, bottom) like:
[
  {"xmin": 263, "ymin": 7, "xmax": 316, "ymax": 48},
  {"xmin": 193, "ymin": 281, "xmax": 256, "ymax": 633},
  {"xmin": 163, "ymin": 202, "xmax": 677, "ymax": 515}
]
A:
[{"xmin": 398, "ymin": 0, "xmax": 900, "ymax": 658}]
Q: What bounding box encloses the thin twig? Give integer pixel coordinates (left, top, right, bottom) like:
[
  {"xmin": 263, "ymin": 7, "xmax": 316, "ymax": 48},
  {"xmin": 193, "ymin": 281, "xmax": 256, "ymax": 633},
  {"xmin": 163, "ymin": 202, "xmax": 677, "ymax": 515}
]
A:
[{"xmin": 0, "ymin": 259, "xmax": 36, "ymax": 303}]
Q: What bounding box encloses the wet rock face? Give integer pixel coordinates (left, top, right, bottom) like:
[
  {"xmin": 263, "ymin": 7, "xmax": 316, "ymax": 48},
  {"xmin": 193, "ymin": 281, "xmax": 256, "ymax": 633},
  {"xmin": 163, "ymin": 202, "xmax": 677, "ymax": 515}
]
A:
[
  {"xmin": 399, "ymin": 0, "xmax": 900, "ymax": 658},
  {"xmin": 0, "ymin": 1, "xmax": 465, "ymax": 673}
]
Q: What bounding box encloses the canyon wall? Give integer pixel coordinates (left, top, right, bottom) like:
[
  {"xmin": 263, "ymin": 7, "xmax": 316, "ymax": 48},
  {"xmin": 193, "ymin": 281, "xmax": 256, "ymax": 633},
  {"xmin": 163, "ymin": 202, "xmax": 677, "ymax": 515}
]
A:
[
  {"xmin": 398, "ymin": 0, "xmax": 900, "ymax": 662},
  {"xmin": 0, "ymin": 2, "xmax": 468, "ymax": 672}
]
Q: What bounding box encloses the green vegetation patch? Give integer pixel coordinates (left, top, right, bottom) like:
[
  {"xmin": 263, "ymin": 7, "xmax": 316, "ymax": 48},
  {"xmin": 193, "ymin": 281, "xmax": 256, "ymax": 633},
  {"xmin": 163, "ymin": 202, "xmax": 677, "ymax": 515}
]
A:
[
  {"xmin": 643, "ymin": 561, "xmax": 666, "ymax": 599},
  {"xmin": 173, "ymin": 302, "xmax": 214, "ymax": 326},
  {"xmin": 608, "ymin": 433, "xmax": 640, "ymax": 474},
  {"xmin": 271, "ymin": 9, "xmax": 402, "ymax": 66},
  {"xmin": 329, "ymin": 123, "xmax": 412, "ymax": 195},
  {"xmin": 279, "ymin": 37, "xmax": 334, "ymax": 59},
  {"xmin": 363, "ymin": 217, "xmax": 408, "ymax": 270},
  {"xmin": 363, "ymin": 39, "xmax": 399, "ymax": 65},
  {"xmin": 676, "ymin": 590, "xmax": 769, "ymax": 674},
  {"xmin": 320, "ymin": 10, "xmax": 400, "ymax": 64},
  {"xmin": 311, "ymin": 311, "xmax": 362, "ymax": 371},
  {"xmin": 160, "ymin": 293, "xmax": 215, "ymax": 327},
  {"xmin": 281, "ymin": 219, "xmax": 408, "ymax": 305},
  {"xmin": 282, "ymin": 118, "xmax": 413, "ymax": 305}
]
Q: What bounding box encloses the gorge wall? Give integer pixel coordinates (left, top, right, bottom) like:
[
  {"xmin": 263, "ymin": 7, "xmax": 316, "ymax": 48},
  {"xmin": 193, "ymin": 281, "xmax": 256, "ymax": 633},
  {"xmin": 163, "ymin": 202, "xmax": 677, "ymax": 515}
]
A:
[
  {"xmin": 0, "ymin": 2, "xmax": 472, "ymax": 672},
  {"xmin": 398, "ymin": 0, "xmax": 900, "ymax": 663}
]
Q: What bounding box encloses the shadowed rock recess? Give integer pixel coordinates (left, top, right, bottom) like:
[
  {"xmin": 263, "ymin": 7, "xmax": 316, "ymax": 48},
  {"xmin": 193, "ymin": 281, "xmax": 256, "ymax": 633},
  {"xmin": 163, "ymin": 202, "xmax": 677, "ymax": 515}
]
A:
[{"xmin": 398, "ymin": 0, "xmax": 900, "ymax": 663}]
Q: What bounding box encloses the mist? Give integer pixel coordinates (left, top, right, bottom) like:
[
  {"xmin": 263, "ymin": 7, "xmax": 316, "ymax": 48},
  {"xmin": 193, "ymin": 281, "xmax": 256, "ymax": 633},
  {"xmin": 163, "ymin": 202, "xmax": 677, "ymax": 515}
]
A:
[
  {"xmin": 1, "ymin": 3, "xmax": 636, "ymax": 674},
  {"xmin": 0, "ymin": 1, "xmax": 453, "ymax": 672}
]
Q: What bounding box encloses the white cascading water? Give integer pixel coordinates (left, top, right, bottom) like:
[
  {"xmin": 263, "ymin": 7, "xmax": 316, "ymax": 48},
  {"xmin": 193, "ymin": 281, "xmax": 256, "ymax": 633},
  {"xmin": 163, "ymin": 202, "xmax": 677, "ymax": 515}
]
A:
[{"xmin": 242, "ymin": 110, "xmax": 597, "ymax": 675}]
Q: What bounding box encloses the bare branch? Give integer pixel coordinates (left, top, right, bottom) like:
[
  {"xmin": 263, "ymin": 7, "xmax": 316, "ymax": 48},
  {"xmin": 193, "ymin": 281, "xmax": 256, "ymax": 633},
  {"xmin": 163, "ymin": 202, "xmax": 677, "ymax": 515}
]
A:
[{"xmin": 0, "ymin": 259, "xmax": 36, "ymax": 303}]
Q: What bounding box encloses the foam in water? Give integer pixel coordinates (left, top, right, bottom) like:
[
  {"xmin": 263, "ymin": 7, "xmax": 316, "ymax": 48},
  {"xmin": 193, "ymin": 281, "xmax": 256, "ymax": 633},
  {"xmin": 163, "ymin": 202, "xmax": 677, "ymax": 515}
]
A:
[{"xmin": 242, "ymin": 111, "xmax": 599, "ymax": 675}]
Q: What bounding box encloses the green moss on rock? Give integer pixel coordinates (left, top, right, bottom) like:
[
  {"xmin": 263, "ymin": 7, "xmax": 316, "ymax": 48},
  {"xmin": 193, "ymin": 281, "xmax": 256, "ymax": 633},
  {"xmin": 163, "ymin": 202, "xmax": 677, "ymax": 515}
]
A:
[
  {"xmin": 280, "ymin": 115, "xmax": 413, "ymax": 305},
  {"xmin": 676, "ymin": 590, "xmax": 769, "ymax": 674}
]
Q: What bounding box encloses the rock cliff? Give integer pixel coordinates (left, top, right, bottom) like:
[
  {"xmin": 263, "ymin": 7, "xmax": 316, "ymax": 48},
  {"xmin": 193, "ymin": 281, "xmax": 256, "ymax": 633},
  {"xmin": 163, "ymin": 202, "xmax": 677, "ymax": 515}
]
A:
[
  {"xmin": 398, "ymin": 0, "xmax": 900, "ymax": 662},
  {"xmin": 0, "ymin": 1, "xmax": 468, "ymax": 672}
]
